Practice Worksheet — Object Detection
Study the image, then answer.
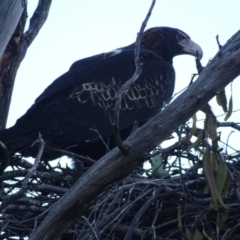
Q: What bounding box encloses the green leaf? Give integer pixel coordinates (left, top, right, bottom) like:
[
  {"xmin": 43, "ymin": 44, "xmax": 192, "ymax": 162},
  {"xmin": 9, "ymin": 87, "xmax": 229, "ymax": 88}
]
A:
[
  {"xmin": 203, "ymin": 149, "xmax": 218, "ymax": 210},
  {"xmin": 207, "ymin": 113, "xmax": 218, "ymax": 141},
  {"xmin": 223, "ymin": 178, "xmax": 230, "ymax": 198},
  {"xmin": 216, "ymin": 212, "xmax": 226, "ymax": 230},
  {"xmin": 187, "ymin": 131, "xmax": 203, "ymax": 152},
  {"xmin": 216, "ymin": 158, "xmax": 228, "ymax": 194},
  {"xmin": 216, "ymin": 89, "xmax": 227, "ymax": 112},
  {"xmin": 202, "ymin": 223, "xmax": 213, "ymax": 240},
  {"xmin": 224, "ymin": 94, "xmax": 233, "ymax": 121},
  {"xmin": 193, "ymin": 229, "xmax": 203, "ymax": 240},
  {"xmin": 204, "ymin": 183, "xmax": 209, "ymax": 194},
  {"xmin": 221, "ymin": 210, "xmax": 229, "ymax": 223},
  {"xmin": 216, "ymin": 190, "xmax": 228, "ymax": 209},
  {"xmin": 186, "ymin": 228, "xmax": 193, "ymax": 240}
]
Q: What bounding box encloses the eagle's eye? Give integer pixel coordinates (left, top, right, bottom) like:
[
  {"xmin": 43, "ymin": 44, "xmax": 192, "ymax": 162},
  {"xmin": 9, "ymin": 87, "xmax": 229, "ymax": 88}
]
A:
[{"xmin": 177, "ymin": 34, "xmax": 187, "ymax": 41}]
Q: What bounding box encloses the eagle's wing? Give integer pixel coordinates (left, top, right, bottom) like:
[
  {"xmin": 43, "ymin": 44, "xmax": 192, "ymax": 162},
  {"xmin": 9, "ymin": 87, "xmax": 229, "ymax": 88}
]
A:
[{"xmin": 1, "ymin": 49, "xmax": 174, "ymax": 157}]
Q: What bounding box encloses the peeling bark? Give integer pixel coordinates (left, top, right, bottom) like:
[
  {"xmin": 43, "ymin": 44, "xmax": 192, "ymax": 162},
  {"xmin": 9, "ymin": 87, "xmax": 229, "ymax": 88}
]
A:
[
  {"xmin": 0, "ymin": 9, "xmax": 27, "ymax": 130},
  {"xmin": 0, "ymin": 0, "xmax": 52, "ymax": 130},
  {"xmin": 0, "ymin": 0, "xmax": 25, "ymax": 59}
]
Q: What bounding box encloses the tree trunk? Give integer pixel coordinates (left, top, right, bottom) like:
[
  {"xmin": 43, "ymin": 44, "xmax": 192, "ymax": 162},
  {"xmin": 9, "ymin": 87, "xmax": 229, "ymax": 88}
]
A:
[
  {"xmin": 0, "ymin": 8, "xmax": 27, "ymax": 130},
  {"xmin": 0, "ymin": 0, "xmax": 25, "ymax": 59},
  {"xmin": 0, "ymin": 0, "xmax": 52, "ymax": 130}
]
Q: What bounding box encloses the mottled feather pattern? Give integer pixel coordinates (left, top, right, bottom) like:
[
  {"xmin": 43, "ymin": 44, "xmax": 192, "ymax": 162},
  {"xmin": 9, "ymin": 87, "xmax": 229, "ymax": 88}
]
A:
[{"xmin": 69, "ymin": 73, "xmax": 174, "ymax": 110}]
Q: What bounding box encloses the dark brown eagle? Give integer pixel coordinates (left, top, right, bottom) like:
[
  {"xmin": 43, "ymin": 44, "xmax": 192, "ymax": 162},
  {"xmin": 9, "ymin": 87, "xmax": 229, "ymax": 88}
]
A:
[{"xmin": 0, "ymin": 27, "xmax": 203, "ymax": 161}]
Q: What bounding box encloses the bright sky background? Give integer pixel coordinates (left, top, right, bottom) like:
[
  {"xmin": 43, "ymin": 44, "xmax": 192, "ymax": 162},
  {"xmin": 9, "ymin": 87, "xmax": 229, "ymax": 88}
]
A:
[{"xmin": 7, "ymin": 0, "xmax": 240, "ymax": 153}]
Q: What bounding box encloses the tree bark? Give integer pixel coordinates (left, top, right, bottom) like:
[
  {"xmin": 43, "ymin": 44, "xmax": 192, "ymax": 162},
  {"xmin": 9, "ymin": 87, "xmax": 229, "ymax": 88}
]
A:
[
  {"xmin": 0, "ymin": 0, "xmax": 25, "ymax": 59},
  {"xmin": 29, "ymin": 30, "xmax": 240, "ymax": 240},
  {"xmin": 0, "ymin": 9, "xmax": 27, "ymax": 130},
  {"xmin": 0, "ymin": 1, "xmax": 25, "ymax": 130},
  {"xmin": 0, "ymin": 0, "xmax": 52, "ymax": 130}
]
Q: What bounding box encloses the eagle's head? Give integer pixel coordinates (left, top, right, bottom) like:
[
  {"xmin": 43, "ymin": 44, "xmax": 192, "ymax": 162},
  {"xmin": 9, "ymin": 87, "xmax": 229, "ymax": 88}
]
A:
[{"xmin": 140, "ymin": 27, "xmax": 203, "ymax": 63}]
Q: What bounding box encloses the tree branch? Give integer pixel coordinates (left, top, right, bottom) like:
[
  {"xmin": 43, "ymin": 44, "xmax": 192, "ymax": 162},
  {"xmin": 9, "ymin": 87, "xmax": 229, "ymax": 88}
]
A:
[
  {"xmin": 0, "ymin": 134, "xmax": 44, "ymax": 212},
  {"xmin": 124, "ymin": 188, "xmax": 162, "ymax": 240},
  {"xmin": 113, "ymin": 0, "xmax": 156, "ymax": 155},
  {"xmin": 24, "ymin": 0, "xmax": 52, "ymax": 47}
]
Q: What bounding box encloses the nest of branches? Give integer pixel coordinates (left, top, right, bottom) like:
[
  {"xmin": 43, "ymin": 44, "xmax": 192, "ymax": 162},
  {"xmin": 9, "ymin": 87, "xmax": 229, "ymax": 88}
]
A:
[{"xmin": 1, "ymin": 119, "xmax": 240, "ymax": 240}]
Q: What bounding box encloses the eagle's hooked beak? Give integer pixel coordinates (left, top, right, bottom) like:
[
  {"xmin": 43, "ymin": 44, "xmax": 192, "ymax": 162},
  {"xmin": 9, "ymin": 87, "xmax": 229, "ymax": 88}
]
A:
[{"xmin": 179, "ymin": 38, "xmax": 203, "ymax": 59}]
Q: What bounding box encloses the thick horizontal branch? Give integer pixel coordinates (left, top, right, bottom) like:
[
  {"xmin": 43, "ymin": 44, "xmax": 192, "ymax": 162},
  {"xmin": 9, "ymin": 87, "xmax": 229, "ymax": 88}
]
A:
[{"xmin": 30, "ymin": 30, "xmax": 240, "ymax": 240}]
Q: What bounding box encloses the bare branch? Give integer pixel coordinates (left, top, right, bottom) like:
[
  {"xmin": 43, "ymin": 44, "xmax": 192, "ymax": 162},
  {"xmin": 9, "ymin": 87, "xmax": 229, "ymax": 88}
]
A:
[
  {"xmin": 0, "ymin": 134, "xmax": 44, "ymax": 212},
  {"xmin": 82, "ymin": 216, "xmax": 99, "ymax": 240},
  {"xmin": 24, "ymin": 0, "xmax": 52, "ymax": 47},
  {"xmin": 44, "ymin": 146, "xmax": 96, "ymax": 164},
  {"xmin": 112, "ymin": 0, "xmax": 156, "ymax": 155},
  {"xmin": 124, "ymin": 188, "xmax": 161, "ymax": 240},
  {"xmin": 217, "ymin": 121, "xmax": 240, "ymax": 131},
  {"xmin": 216, "ymin": 34, "xmax": 223, "ymax": 49}
]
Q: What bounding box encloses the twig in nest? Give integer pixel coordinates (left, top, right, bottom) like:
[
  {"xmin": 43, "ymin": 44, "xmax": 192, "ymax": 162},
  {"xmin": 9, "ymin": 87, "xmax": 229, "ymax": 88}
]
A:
[
  {"xmin": 89, "ymin": 127, "xmax": 110, "ymax": 155},
  {"xmin": 0, "ymin": 134, "xmax": 45, "ymax": 212},
  {"xmin": 0, "ymin": 142, "xmax": 9, "ymax": 176},
  {"xmin": 112, "ymin": 0, "xmax": 156, "ymax": 156},
  {"xmin": 12, "ymin": 156, "xmax": 33, "ymax": 169},
  {"xmin": 124, "ymin": 187, "xmax": 162, "ymax": 240},
  {"xmin": 99, "ymin": 97, "xmax": 113, "ymax": 125},
  {"xmin": 45, "ymin": 147, "xmax": 96, "ymax": 164},
  {"xmin": 151, "ymin": 200, "xmax": 161, "ymax": 239},
  {"xmin": 32, "ymin": 207, "xmax": 52, "ymax": 234},
  {"xmin": 82, "ymin": 216, "xmax": 99, "ymax": 239}
]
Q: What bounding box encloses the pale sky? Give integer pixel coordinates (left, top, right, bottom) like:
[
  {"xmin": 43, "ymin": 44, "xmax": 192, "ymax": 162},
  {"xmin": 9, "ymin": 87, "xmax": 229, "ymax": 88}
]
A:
[{"xmin": 7, "ymin": 0, "xmax": 240, "ymax": 152}]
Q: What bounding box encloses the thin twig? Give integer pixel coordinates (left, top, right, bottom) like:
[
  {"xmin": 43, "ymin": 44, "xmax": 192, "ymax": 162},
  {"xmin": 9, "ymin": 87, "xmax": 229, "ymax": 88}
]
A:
[
  {"xmin": 216, "ymin": 35, "xmax": 223, "ymax": 49},
  {"xmin": 0, "ymin": 134, "xmax": 45, "ymax": 212},
  {"xmin": 32, "ymin": 207, "xmax": 51, "ymax": 235},
  {"xmin": 124, "ymin": 187, "xmax": 161, "ymax": 240},
  {"xmin": 44, "ymin": 146, "xmax": 96, "ymax": 164},
  {"xmin": 82, "ymin": 216, "xmax": 99, "ymax": 239},
  {"xmin": 89, "ymin": 127, "xmax": 111, "ymax": 154},
  {"xmin": 112, "ymin": 0, "xmax": 156, "ymax": 155},
  {"xmin": 217, "ymin": 121, "xmax": 240, "ymax": 131}
]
